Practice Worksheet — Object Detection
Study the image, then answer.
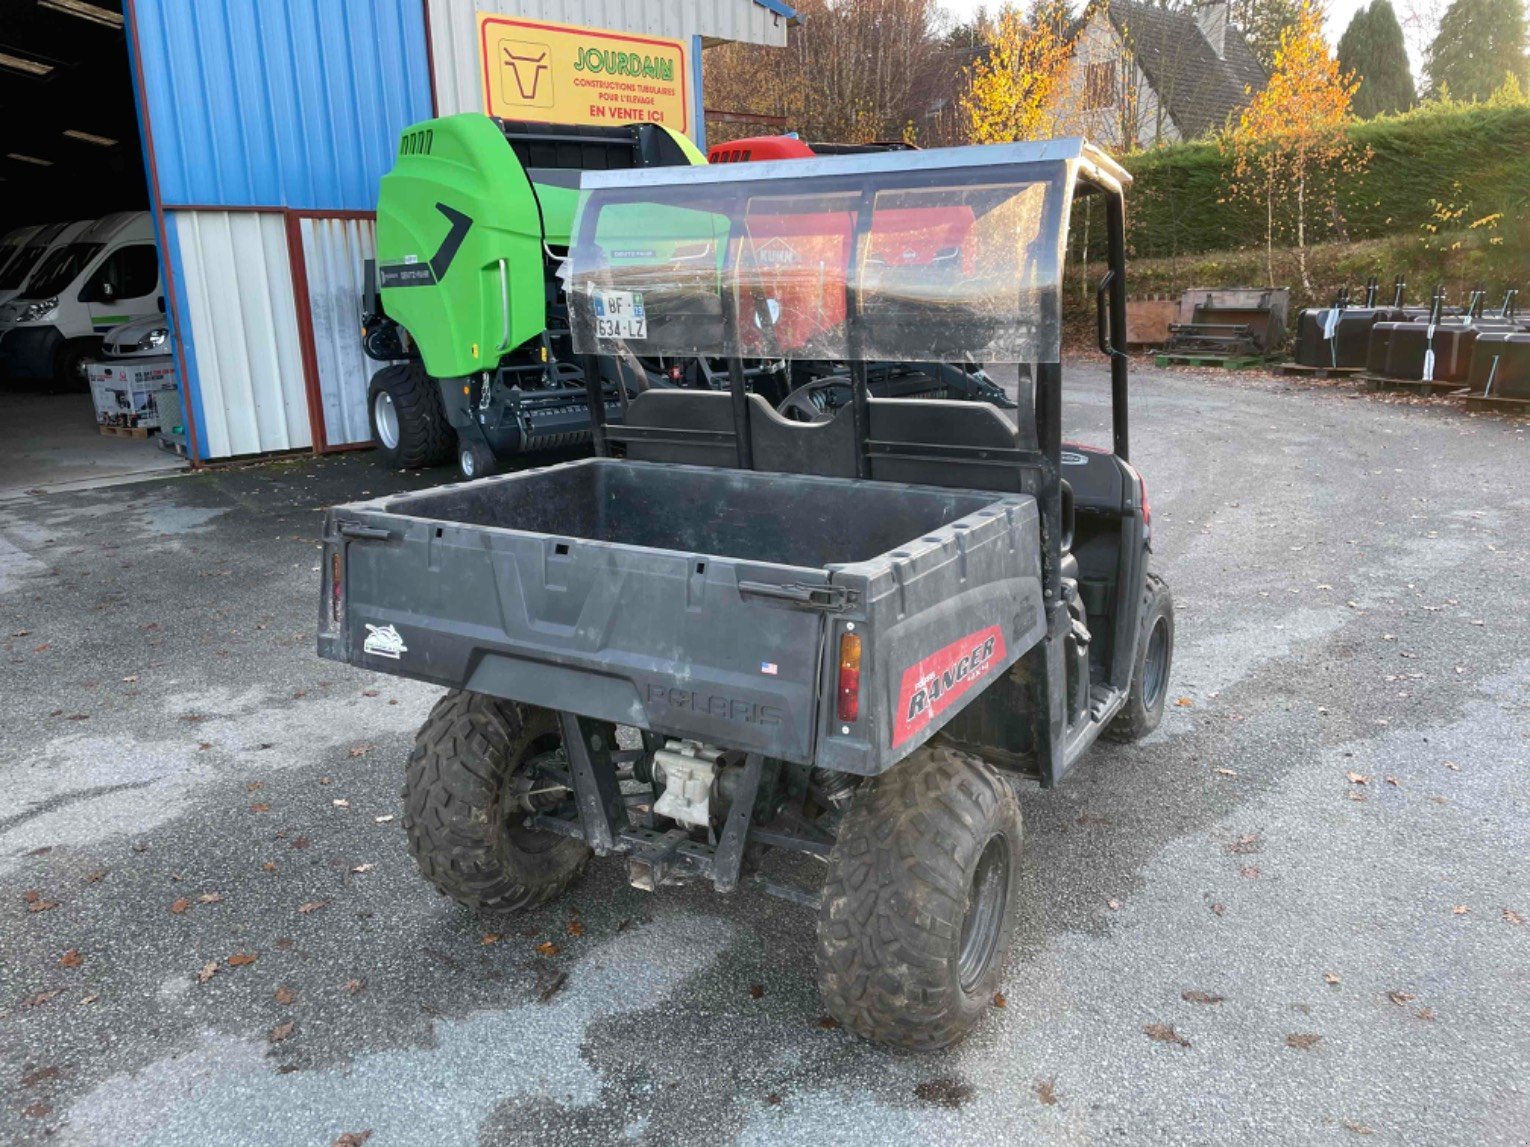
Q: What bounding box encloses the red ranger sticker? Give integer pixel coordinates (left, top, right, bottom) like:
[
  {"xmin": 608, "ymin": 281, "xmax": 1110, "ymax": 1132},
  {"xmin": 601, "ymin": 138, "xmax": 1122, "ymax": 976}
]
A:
[{"xmin": 891, "ymin": 625, "xmax": 1006, "ymax": 747}]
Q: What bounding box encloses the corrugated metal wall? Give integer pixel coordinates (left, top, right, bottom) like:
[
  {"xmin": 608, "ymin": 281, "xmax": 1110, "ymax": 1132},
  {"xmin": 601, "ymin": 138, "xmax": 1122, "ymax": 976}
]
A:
[
  {"xmin": 428, "ymin": 0, "xmax": 790, "ymax": 117},
  {"xmin": 166, "ymin": 211, "xmax": 312, "ymax": 459},
  {"xmin": 133, "ymin": 0, "xmax": 433, "ymax": 209},
  {"xmin": 294, "ymin": 216, "xmax": 379, "ymax": 447}
]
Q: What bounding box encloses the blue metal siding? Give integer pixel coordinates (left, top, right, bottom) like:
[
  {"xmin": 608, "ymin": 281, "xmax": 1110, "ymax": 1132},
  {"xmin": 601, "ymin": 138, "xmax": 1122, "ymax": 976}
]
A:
[{"xmin": 132, "ymin": 0, "xmax": 433, "ymax": 210}]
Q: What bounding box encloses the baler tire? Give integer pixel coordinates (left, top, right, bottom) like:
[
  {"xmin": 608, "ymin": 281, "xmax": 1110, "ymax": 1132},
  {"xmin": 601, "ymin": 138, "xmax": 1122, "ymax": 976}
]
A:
[
  {"xmin": 402, "ymin": 691, "xmax": 590, "ymax": 913},
  {"xmin": 369, "ymin": 363, "xmax": 455, "ymax": 470},
  {"xmin": 1105, "ymin": 571, "xmax": 1174, "ymax": 743},
  {"xmin": 816, "ymin": 745, "xmax": 1023, "ymax": 1050}
]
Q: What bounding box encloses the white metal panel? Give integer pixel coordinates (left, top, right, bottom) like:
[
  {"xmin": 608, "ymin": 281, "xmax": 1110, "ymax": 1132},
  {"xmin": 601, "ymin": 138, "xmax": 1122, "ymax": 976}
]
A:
[
  {"xmin": 428, "ymin": 0, "xmax": 789, "ymax": 117},
  {"xmin": 298, "ymin": 217, "xmax": 378, "ymax": 447},
  {"xmin": 171, "ymin": 211, "xmax": 312, "ymax": 459}
]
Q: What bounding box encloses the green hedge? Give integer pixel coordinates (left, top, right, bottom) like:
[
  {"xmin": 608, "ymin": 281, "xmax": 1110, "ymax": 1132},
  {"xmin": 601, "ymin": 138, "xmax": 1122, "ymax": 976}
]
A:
[{"xmin": 1109, "ymin": 104, "xmax": 1530, "ymax": 260}]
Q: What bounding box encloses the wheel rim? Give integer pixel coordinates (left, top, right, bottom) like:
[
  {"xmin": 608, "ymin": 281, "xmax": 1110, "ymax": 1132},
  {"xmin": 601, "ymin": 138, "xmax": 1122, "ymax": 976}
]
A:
[
  {"xmin": 1142, "ymin": 616, "xmax": 1169, "ymax": 709},
  {"xmin": 373, "ymin": 391, "xmax": 400, "ymax": 449},
  {"xmin": 459, "ymin": 446, "xmax": 475, "ymax": 478},
  {"xmin": 958, "ymin": 834, "xmax": 1011, "ymax": 993}
]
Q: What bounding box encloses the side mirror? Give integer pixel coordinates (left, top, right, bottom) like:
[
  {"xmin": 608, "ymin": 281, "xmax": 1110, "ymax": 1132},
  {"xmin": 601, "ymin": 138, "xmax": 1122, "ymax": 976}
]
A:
[{"xmin": 100, "ymin": 281, "xmax": 116, "ymax": 301}]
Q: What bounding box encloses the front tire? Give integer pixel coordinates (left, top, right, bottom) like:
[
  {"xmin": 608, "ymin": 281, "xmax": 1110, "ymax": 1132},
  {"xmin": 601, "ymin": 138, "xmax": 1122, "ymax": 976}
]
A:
[
  {"xmin": 816, "ymin": 745, "xmax": 1024, "ymax": 1050},
  {"xmin": 1106, "ymin": 571, "xmax": 1174, "ymax": 742},
  {"xmin": 368, "ymin": 363, "xmax": 455, "ymax": 469},
  {"xmin": 402, "ymin": 692, "xmax": 590, "ymax": 912}
]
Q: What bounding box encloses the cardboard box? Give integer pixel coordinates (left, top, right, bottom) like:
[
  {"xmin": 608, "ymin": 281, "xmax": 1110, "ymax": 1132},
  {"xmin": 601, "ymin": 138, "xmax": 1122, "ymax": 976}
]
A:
[{"xmin": 87, "ymin": 358, "xmax": 179, "ymax": 430}]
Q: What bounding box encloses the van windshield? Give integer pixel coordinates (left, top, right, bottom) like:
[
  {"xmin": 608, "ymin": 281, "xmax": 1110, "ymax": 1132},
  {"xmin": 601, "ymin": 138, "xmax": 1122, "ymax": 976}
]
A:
[
  {"xmin": 0, "ymin": 244, "xmax": 50, "ymax": 291},
  {"xmin": 25, "ymin": 243, "xmax": 103, "ymax": 299}
]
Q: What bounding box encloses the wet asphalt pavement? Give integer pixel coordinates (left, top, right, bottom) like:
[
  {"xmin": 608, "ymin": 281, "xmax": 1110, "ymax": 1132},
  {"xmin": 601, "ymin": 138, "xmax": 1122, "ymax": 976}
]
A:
[{"xmin": 1, "ymin": 363, "xmax": 1526, "ymax": 1146}]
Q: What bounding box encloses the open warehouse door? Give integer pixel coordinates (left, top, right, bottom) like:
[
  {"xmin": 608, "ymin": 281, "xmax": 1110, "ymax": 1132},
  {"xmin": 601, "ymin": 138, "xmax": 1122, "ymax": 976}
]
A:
[{"xmin": 0, "ymin": 0, "xmax": 185, "ymax": 495}]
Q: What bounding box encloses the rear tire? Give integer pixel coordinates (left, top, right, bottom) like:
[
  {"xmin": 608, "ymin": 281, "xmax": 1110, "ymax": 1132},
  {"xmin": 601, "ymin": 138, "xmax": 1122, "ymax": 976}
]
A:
[
  {"xmin": 368, "ymin": 363, "xmax": 455, "ymax": 469},
  {"xmin": 402, "ymin": 691, "xmax": 590, "ymax": 912},
  {"xmin": 1106, "ymin": 571, "xmax": 1174, "ymax": 742},
  {"xmin": 816, "ymin": 745, "xmax": 1023, "ymax": 1050},
  {"xmin": 53, "ymin": 340, "xmax": 97, "ymax": 392}
]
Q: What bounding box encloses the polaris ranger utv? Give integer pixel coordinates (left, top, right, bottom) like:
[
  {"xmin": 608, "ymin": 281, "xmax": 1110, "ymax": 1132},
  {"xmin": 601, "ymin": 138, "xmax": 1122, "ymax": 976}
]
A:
[
  {"xmin": 361, "ymin": 115, "xmax": 1009, "ymax": 478},
  {"xmin": 320, "ymin": 138, "xmax": 1173, "ymax": 1049}
]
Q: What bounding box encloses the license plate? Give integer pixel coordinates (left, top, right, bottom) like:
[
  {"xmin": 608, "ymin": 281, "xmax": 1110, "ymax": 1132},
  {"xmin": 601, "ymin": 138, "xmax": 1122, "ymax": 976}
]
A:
[{"xmin": 592, "ymin": 289, "xmax": 647, "ymax": 340}]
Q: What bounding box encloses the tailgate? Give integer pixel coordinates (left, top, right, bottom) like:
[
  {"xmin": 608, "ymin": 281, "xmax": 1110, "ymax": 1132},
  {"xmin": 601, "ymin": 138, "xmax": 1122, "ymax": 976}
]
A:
[{"xmin": 320, "ymin": 512, "xmax": 832, "ymax": 762}]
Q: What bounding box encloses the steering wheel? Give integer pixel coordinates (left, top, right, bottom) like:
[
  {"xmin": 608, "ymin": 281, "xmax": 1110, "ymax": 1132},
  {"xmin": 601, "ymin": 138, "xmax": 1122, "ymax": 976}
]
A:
[{"xmin": 777, "ymin": 378, "xmax": 853, "ymax": 423}]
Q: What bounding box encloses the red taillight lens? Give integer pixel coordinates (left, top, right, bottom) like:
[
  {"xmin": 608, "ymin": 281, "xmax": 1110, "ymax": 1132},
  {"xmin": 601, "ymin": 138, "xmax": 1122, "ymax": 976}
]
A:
[
  {"xmin": 331, "ymin": 550, "xmax": 343, "ymax": 621},
  {"xmin": 837, "ymin": 632, "xmax": 862, "ymax": 723},
  {"xmin": 667, "ymin": 364, "xmax": 683, "ymax": 381},
  {"xmin": 1139, "ymin": 473, "xmax": 1151, "ymax": 531}
]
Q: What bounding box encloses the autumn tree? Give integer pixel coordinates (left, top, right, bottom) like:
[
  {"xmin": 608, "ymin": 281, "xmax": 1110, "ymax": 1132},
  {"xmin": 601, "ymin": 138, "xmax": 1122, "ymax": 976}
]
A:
[
  {"xmin": 1425, "ymin": 0, "xmax": 1530, "ymax": 101},
  {"xmin": 1338, "ymin": 1, "xmax": 1417, "ymax": 116},
  {"xmin": 1225, "ymin": 2, "xmax": 1366, "ymax": 291},
  {"xmin": 1229, "ymin": 0, "xmax": 1308, "ymax": 71},
  {"xmin": 960, "ymin": 1, "xmax": 1078, "ymax": 143}
]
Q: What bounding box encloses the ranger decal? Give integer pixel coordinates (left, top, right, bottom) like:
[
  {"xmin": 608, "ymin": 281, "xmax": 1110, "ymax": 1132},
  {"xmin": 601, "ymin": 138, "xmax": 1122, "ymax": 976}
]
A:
[{"xmin": 892, "ymin": 625, "xmax": 1005, "ymax": 747}]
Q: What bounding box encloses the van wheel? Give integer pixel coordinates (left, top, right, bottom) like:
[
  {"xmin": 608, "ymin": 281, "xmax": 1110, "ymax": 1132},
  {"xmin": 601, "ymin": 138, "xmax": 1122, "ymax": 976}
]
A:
[
  {"xmin": 368, "ymin": 363, "xmax": 455, "ymax": 469},
  {"xmin": 816, "ymin": 745, "xmax": 1023, "ymax": 1050},
  {"xmin": 1106, "ymin": 572, "xmax": 1174, "ymax": 742},
  {"xmin": 53, "ymin": 341, "xmax": 96, "ymax": 391},
  {"xmin": 402, "ymin": 692, "xmax": 590, "ymax": 912}
]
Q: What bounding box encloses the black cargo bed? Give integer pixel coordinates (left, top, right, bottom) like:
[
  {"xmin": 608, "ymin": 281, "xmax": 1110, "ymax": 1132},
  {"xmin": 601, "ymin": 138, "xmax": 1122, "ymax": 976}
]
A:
[{"xmin": 320, "ymin": 459, "xmax": 1044, "ymax": 772}]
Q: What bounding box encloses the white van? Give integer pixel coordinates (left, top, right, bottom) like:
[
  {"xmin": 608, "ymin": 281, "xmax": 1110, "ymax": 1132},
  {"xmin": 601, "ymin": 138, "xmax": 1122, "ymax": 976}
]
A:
[
  {"xmin": 0, "ymin": 225, "xmax": 45, "ymax": 279},
  {"xmin": 0, "ymin": 212, "xmax": 162, "ymax": 384},
  {"xmin": 0, "ymin": 220, "xmax": 91, "ymax": 308}
]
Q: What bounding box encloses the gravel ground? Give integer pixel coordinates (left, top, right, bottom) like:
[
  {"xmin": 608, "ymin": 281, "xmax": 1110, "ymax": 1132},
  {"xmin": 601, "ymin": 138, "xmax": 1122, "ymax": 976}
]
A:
[{"xmin": 1, "ymin": 363, "xmax": 1526, "ymax": 1146}]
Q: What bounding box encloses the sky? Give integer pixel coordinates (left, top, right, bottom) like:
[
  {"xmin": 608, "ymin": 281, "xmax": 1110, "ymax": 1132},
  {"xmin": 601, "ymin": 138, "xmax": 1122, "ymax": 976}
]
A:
[{"xmin": 936, "ymin": 0, "xmax": 1434, "ymax": 76}]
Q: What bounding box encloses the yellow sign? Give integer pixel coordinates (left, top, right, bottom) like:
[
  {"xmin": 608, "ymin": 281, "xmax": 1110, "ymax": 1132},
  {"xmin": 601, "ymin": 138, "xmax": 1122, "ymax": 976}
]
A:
[{"xmin": 477, "ymin": 15, "xmax": 690, "ymax": 134}]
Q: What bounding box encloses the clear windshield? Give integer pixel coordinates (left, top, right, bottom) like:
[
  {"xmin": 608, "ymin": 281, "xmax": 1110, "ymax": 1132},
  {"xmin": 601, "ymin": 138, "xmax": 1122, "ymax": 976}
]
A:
[
  {"xmin": 0, "ymin": 244, "xmax": 49, "ymax": 291},
  {"xmin": 25, "ymin": 243, "xmax": 103, "ymax": 299},
  {"xmin": 567, "ymin": 155, "xmax": 1073, "ymax": 364}
]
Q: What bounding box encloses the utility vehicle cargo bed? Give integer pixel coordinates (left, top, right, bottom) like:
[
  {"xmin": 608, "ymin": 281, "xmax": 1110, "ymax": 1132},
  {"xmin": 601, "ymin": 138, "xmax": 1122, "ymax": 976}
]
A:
[{"xmin": 319, "ymin": 459, "xmax": 1045, "ymax": 772}]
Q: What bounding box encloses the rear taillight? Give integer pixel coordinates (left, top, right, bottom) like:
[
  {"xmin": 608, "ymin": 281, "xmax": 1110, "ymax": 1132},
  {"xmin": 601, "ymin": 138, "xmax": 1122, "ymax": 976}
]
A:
[
  {"xmin": 1139, "ymin": 473, "xmax": 1151, "ymax": 533},
  {"xmin": 331, "ymin": 550, "xmax": 343, "ymax": 622},
  {"xmin": 837, "ymin": 631, "xmax": 862, "ymax": 723}
]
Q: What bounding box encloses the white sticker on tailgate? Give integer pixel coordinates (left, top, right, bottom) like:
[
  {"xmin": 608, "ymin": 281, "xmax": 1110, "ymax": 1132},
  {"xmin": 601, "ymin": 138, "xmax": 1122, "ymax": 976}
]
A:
[{"xmin": 592, "ymin": 289, "xmax": 647, "ymax": 340}]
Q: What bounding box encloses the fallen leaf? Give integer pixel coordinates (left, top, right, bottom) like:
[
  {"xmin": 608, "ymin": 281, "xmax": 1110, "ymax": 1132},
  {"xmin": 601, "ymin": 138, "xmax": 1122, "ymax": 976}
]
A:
[
  {"xmin": 1385, "ymin": 776, "xmax": 1400, "ymax": 786},
  {"xmin": 749, "ymin": 983, "xmax": 765, "ymax": 1000},
  {"xmin": 1034, "ymin": 1078, "xmax": 1058, "ymax": 1105},
  {"xmin": 1107, "ymin": 898, "xmax": 1122, "ymax": 910},
  {"xmin": 1504, "ymin": 909, "xmax": 1526, "ymax": 927},
  {"xmin": 992, "ymin": 990, "xmax": 1006, "ymax": 1007},
  {"xmin": 1345, "ymin": 772, "xmax": 1369, "ymax": 785},
  {"xmin": 537, "ymin": 971, "xmax": 568, "ymax": 1003},
  {"xmin": 1342, "ymin": 1122, "xmax": 1375, "ymax": 1136},
  {"xmin": 274, "ymin": 984, "xmax": 296, "ymax": 1005},
  {"xmin": 1416, "ymin": 1007, "xmax": 1436, "ymax": 1021},
  {"xmin": 373, "ymin": 814, "xmax": 395, "ymax": 824},
  {"xmin": 275, "ymin": 937, "xmax": 295, "ymax": 950},
  {"xmin": 1210, "ymin": 902, "xmax": 1226, "ymax": 916},
  {"xmin": 535, "ymin": 941, "xmax": 559, "ymax": 957},
  {"xmin": 83, "ymin": 869, "xmax": 109, "ymax": 884},
  {"xmin": 249, "ymin": 803, "xmax": 270, "ymax": 814},
  {"xmin": 247, "ymin": 781, "xmax": 264, "ymax": 792},
  {"xmin": 1452, "ymin": 904, "xmax": 1469, "ymax": 916},
  {"xmin": 226, "ymin": 952, "xmax": 257, "ymax": 967},
  {"xmin": 333, "ymin": 1134, "xmax": 373, "ymax": 1147},
  {"xmin": 198, "ymin": 742, "xmax": 213, "ymax": 751},
  {"xmin": 1240, "ymin": 865, "xmax": 1261, "ymax": 879},
  {"xmin": 58, "ymin": 949, "xmax": 83, "ymax": 968},
  {"xmin": 1285, "ymin": 1033, "xmax": 1322, "ymax": 1050},
  {"xmin": 361, "ymin": 689, "xmax": 380, "ymax": 698},
  {"xmin": 198, "ymin": 892, "xmax": 223, "ymax": 905},
  {"xmin": 26, "ymin": 896, "xmax": 59, "ymax": 914},
  {"xmin": 79, "ymin": 993, "xmax": 99, "ymax": 1005},
  {"xmin": 1227, "ymin": 833, "xmax": 1263, "ymax": 855},
  {"xmin": 351, "ymin": 863, "xmax": 374, "ymax": 875},
  {"xmin": 261, "ymin": 861, "xmax": 278, "ymax": 873},
  {"xmin": 1213, "ymin": 767, "xmax": 1238, "ymax": 777},
  {"xmin": 1324, "ymin": 972, "xmax": 1341, "ymax": 985},
  {"xmin": 567, "ymin": 920, "xmax": 586, "ymax": 937},
  {"xmin": 1175, "ymin": 696, "xmax": 1194, "ymax": 707},
  {"xmin": 481, "ymin": 933, "xmax": 502, "ymax": 946},
  {"xmin": 122, "ymin": 675, "xmax": 138, "ymax": 684},
  {"xmin": 1143, "ymin": 1023, "xmax": 1190, "ymax": 1047},
  {"xmin": 26, "ymin": 989, "xmax": 63, "ymax": 1007},
  {"xmin": 1442, "ymin": 760, "xmax": 1461, "ymax": 771},
  {"xmin": 1345, "ymin": 790, "xmax": 1367, "ymax": 802},
  {"xmin": 23, "ymin": 1101, "xmax": 51, "ymax": 1119},
  {"xmin": 766, "ymin": 1094, "xmax": 783, "ymax": 1106},
  {"xmin": 1181, "ymin": 990, "xmax": 1224, "ymax": 1004},
  {"xmin": 347, "ymin": 745, "xmax": 371, "ymax": 758},
  {"xmin": 197, "ymin": 962, "xmax": 219, "ymax": 983},
  {"xmin": 291, "ymin": 836, "xmax": 309, "ymax": 850},
  {"xmin": 816, "ymin": 1016, "xmax": 841, "ymax": 1030},
  {"xmin": 344, "ymin": 978, "xmax": 365, "ymax": 993},
  {"xmin": 332, "ymin": 799, "xmax": 350, "ymax": 809},
  {"xmin": 169, "ymin": 898, "xmax": 191, "ymax": 915},
  {"xmin": 269, "ymin": 1020, "xmax": 296, "ymax": 1043},
  {"xmin": 1385, "ymin": 990, "xmax": 1415, "ymax": 1005},
  {"xmin": 297, "ymin": 900, "xmax": 327, "ymax": 915}
]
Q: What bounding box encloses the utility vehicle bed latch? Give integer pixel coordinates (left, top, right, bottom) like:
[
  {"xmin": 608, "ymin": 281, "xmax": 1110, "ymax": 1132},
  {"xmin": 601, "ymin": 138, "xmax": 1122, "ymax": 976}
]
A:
[
  {"xmin": 737, "ymin": 581, "xmax": 853, "ymax": 612},
  {"xmin": 337, "ymin": 521, "xmax": 393, "ymax": 542}
]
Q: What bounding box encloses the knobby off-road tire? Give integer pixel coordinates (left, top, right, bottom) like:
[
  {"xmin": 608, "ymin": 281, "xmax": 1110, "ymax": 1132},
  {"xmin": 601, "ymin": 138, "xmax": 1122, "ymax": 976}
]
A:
[
  {"xmin": 816, "ymin": 745, "xmax": 1024, "ymax": 1050},
  {"xmin": 402, "ymin": 691, "xmax": 590, "ymax": 912},
  {"xmin": 1106, "ymin": 571, "xmax": 1174, "ymax": 743},
  {"xmin": 368, "ymin": 363, "xmax": 455, "ymax": 470}
]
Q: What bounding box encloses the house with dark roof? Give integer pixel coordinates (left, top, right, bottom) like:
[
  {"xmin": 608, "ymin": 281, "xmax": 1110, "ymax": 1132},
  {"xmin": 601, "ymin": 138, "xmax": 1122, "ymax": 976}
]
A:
[{"xmin": 1053, "ymin": 0, "xmax": 1268, "ymax": 147}]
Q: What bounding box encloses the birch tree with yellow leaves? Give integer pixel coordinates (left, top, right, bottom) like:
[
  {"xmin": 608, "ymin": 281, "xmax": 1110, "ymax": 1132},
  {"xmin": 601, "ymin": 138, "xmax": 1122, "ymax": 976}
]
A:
[{"xmin": 960, "ymin": 2, "xmax": 1078, "ymax": 144}]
